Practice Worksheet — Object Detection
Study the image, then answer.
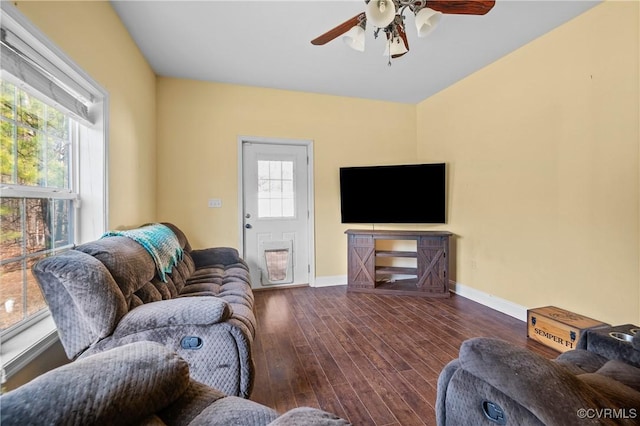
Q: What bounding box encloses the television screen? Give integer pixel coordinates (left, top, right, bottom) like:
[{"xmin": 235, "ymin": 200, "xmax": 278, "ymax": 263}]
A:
[{"xmin": 339, "ymin": 163, "xmax": 446, "ymax": 224}]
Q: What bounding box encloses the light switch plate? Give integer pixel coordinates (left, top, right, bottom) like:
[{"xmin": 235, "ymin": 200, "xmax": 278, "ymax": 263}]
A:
[{"xmin": 208, "ymin": 198, "xmax": 222, "ymax": 208}]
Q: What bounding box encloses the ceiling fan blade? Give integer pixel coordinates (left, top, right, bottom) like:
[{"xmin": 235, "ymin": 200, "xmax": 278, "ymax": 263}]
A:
[
  {"xmin": 311, "ymin": 13, "xmax": 366, "ymax": 45},
  {"xmin": 392, "ymin": 25, "xmax": 409, "ymax": 59},
  {"xmin": 426, "ymin": 0, "xmax": 496, "ymax": 15}
]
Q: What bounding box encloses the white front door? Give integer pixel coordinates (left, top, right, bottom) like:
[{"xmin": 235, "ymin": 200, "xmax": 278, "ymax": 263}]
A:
[{"xmin": 241, "ymin": 140, "xmax": 312, "ymax": 289}]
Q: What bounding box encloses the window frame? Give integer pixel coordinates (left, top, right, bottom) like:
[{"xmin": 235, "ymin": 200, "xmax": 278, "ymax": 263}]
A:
[{"xmin": 0, "ymin": 1, "xmax": 109, "ymax": 380}]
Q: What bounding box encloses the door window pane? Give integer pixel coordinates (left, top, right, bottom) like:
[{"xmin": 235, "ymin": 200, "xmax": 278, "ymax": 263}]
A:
[
  {"xmin": 257, "ymin": 160, "xmax": 295, "ymax": 218},
  {"xmin": 282, "ymin": 199, "xmax": 294, "ymax": 217}
]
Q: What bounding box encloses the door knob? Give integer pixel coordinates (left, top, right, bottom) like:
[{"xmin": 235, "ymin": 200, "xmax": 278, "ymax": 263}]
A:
[{"xmin": 245, "ymin": 224, "xmax": 252, "ymax": 229}]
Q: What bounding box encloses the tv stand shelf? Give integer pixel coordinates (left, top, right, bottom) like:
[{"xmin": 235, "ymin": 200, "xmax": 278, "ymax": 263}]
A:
[
  {"xmin": 375, "ymin": 250, "xmax": 417, "ymax": 258},
  {"xmin": 345, "ymin": 229, "xmax": 452, "ymax": 298},
  {"xmin": 376, "ymin": 265, "xmax": 417, "ymax": 275}
]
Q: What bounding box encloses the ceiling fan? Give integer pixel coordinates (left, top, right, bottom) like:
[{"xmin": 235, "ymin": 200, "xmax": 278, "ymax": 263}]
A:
[{"xmin": 311, "ymin": 1, "xmax": 496, "ymax": 63}]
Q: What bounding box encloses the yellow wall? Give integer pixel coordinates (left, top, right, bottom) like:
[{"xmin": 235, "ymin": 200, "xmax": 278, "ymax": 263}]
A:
[
  {"xmin": 156, "ymin": 79, "xmax": 416, "ymax": 276},
  {"xmin": 12, "ymin": 1, "xmax": 639, "ymax": 325},
  {"xmin": 416, "ymin": 1, "xmax": 640, "ymax": 325},
  {"xmin": 15, "ymin": 0, "xmax": 157, "ymax": 229},
  {"xmin": 6, "ymin": 0, "xmax": 639, "ymax": 390}
]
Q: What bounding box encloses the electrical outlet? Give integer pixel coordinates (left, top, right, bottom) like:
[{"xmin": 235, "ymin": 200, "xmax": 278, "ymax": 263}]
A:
[{"xmin": 208, "ymin": 199, "xmax": 222, "ymax": 208}]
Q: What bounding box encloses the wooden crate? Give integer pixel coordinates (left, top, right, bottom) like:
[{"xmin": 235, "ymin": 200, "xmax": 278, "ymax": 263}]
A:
[{"xmin": 527, "ymin": 306, "xmax": 609, "ymax": 353}]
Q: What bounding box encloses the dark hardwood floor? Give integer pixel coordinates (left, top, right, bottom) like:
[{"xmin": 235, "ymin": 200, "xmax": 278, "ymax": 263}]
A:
[{"xmin": 249, "ymin": 285, "xmax": 558, "ymax": 425}]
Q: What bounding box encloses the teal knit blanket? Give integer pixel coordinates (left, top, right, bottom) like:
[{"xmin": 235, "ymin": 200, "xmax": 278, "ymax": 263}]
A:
[{"xmin": 102, "ymin": 223, "xmax": 183, "ymax": 282}]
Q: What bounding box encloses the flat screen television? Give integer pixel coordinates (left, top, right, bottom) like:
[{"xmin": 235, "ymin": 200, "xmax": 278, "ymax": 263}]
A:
[{"xmin": 339, "ymin": 163, "xmax": 446, "ymax": 224}]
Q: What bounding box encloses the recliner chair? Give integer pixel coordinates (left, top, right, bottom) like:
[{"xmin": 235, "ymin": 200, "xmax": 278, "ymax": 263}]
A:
[{"xmin": 436, "ymin": 329, "xmax": 640, "ymax": 425}]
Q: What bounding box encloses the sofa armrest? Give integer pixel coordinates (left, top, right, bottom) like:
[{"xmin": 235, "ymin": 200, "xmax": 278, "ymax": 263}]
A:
[
  {"xmin": 112, "ymin": 297, "xmax": 232, "ymax": 338},
  {"xmin": 158, "ymin": 380, "xmax": 227, "ymax": 425},
  {"xmin": 268, "ymin": 407, "xmax": 351, "ymax": 425},
  {"xmin": 0, "ymin": 342, "xmax": 189, "ymax": 425},
  {"xmin": 458, "ymin": 338, "xmax": 616, "ymax": 425},
  {"xmin": 191, "ymin": 247, "xmax": 244, "ymax": 268},
  {"xmin": 187, "ymin": 396, "xmax": 279, "ymax": 426}
]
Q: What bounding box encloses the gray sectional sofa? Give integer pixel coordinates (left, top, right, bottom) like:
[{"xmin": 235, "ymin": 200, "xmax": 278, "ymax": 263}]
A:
[{"xmin": 33, "ymin": 223, "xmax": 256, "ymax": 398}]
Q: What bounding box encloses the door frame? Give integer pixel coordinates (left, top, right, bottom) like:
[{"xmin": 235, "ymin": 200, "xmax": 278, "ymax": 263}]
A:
[{"xmin": 237, "ymin": 136, "xmax": 316, "ymax": 287}]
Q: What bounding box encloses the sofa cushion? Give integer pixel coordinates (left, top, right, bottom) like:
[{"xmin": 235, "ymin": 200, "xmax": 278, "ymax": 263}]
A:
[
  {"xmin": 163, "ymin": 222, "xmax": 192, "ymax": 252},
  {"xmin": 76, "ymin": 236, "xmax": 156, "ymax": 304},
  {"xmin": 267, "ymin": 407, "xmax": 351, "ymax": 426},
  {"xmin": 189, "ymin": 267, "xmax": 224, "ymax": 286},
  {"xmin": 0, "ymin": 341, "xmax": 190, "ymax": 426},
  {"xmin": 555, "ymin": 349, "xmax": 608, "ymax": 375},
  {"xmin": 184, "ymin": 266, "xmax": 256, "ymax": 339},
  {"xmin": 32, "ymin": 249, "xmax": 128, "ymax": 359},
  {"xmin": 135, "ymin": 281, "xmax": 164, "ymax": 304},
  {"xmin": 180, "ymin": 283, "xmax": 222, "ymax": 296},
  {"xmin": 111, "ymin": 297, "xmax": 232, "ymax": 338},
  {"xmin": 190, "ymin": 247, "xmax": 244, "ymax": 269},
  {"xmin": 189, "ymin": 396, "xmax": 278, "ymax": 426},
  {"xmin": 577, "ymin": 372, "xmax": 640, "ymax": 411},
  {"xmin": 161, "ymin": 276, "xmax": 180, "ymax": 299},
  {"xmin": 594, "ymin": 360, "xmax": 640, "ymax": 392},
  {"xmin": 157, "ymin": 381, "xmax": 226, "ymax": 425}
]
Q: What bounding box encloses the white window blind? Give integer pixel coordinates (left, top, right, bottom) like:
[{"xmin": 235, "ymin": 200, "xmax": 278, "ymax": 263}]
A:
[{"xmin": 0, "ymin": 29, "xmax": 93, "ymax": 124}]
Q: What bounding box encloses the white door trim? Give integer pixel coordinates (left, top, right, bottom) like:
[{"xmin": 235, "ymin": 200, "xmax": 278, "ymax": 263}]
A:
[{"xmin": 237, "ymin": 135, "xmax": 315, "ymax": 287}]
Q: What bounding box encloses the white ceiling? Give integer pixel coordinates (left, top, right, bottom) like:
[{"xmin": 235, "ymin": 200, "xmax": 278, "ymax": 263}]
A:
[{"xmin": 111, "ymin": 0, "xmax": 601, "ymax": 104}]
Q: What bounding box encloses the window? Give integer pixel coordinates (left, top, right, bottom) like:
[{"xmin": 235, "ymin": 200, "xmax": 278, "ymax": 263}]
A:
[
  {"xmin": 0, "ymin": 1, "xmax": 107, "ymax": 376},
  {"xmin": 257, "ymin": 160, "xmax": 295, "ymax": 218},
  {"xmin": 1, "ymin": 80, "xmax": 76, "ymax": 333}
]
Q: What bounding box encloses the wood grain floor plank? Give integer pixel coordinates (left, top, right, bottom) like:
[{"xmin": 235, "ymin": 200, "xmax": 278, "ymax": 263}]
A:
[
  {"xmin": 338, "ymin": 338, "xmax": 427, "ymax": 426},
  {"xmin": 294, "ymin": 390, "xmax": 320, "ymax": 408},
  {"xmin": 318, "ymin": 328, "xmax": 396, "ymax": 425},
  {"xmin": 377, "ymin": 366, "xmax": 435, "ymax": 421},
  {"xmin": 331, "ymin": 382, "xmax": 377, "ymax": 426},
  {"xmin": 293, "ymin": 338, "xmax": 349, "ymax": 419}
]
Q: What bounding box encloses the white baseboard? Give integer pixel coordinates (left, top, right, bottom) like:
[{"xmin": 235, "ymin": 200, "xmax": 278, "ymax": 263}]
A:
[
  {"xmin": 311, "ymin": 276, "xmax": 526, "ymax": 322},
  {"xmin": 450, "ymin": 280, "xmax": 527, "ymax": 322},
  {"xmin": 313, "ymin": 275, "xmax": 347, "ymax": 287}
]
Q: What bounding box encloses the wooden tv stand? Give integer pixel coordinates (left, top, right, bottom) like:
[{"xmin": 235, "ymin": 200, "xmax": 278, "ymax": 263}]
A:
[{"xmin": 345, "ymin": 229, "xmax": 452, "ymax": 298}]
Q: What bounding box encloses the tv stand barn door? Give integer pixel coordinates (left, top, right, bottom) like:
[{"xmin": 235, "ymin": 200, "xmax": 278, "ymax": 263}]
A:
[{"xmin": 345, "ymin": 230, "xmax": 452, "ymax": 298}]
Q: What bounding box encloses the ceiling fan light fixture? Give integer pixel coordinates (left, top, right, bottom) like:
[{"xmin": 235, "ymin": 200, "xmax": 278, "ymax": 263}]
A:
[
  {"xmin": 365, "ymin": 0, "xmax": 396, "ymax": 28},
  {"xmin": 342, "ymin": 25, "xmax": 366, "ymax": 52},
  {"xmin": 311, "ymin": 1, "xmax": 496, "ymax": 64},
  {"xmin": 383, "ymin": 36, "xmax": 408, "ymax": 57},
  {"xmin": 415, "ymin": 7, "xmax": 442, "ymax": 38}
]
